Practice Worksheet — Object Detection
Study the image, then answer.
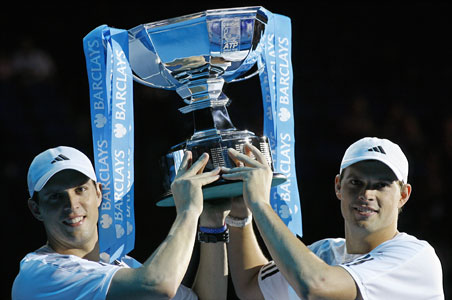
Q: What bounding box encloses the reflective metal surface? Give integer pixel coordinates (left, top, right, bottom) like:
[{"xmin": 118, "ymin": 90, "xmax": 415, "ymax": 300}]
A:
[
  {"xmin": 128, "ymin": 6, "xmax": 267, "ymax": 113},
  {"xmin": 127, "ymin": 7, "xmax": 286, "ymax": 205}
]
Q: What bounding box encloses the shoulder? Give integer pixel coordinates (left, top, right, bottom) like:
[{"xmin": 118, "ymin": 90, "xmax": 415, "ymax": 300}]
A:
[
  {"xmin": 373, "ymin": 232, "xmax": 439, "ymax": 261},
  {"xmin": 340, "ymin": 233, "xmax": 444, "ymax": 299},
  {"xmin": 382, "ymin": 232, "xmax": 432, "ymax": 248},
  {"xmin": 341, "ymin": 232, "xmax": 442, "ymax": 282},
  {"xmin": 382, "ymin": 233, "xmax": 442, "ymax": 272},
  {"xmin": 12, "ymin": 250, "xmax": 122, "ymax": 299},
  {"xmin": 22, "ymin": 249, "xmax": 117, "ymax": 273},
  {"xmin": 14, "ymin": 249, "xmax": 120, "ymax": 282},
  {"xmin": 343, "ymin": 232, "xmax": 440, "ymax": 269}
]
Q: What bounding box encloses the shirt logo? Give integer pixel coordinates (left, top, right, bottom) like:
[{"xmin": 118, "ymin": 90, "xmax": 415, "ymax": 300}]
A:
[{"xmin": 344, "ymin": 254, "xmax": 374, "ymax": 266}]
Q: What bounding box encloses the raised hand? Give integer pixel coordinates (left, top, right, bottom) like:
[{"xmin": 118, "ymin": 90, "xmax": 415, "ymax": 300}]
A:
[
  {"xmin": 171, "ymin": 151, "xmax": 221, "ymax": 216},
  {"xmin": 222, "ymin": 144, "xmax": 273, "ymax": 208}
]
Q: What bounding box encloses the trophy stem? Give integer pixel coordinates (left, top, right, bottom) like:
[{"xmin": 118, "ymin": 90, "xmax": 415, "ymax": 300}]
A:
[{"xmin": 192, "ymin": 105, "xmax": 235, "ymax": 137}]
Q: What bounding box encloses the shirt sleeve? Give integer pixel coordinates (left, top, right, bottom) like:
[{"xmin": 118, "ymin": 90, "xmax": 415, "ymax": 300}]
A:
[
  {"xmin": 257, "ymin": 261, "xmax": 290, "ymax": 300},
  {"xmin": 171, "ymin": 284, "xmax": 198, "ymax": 300}
]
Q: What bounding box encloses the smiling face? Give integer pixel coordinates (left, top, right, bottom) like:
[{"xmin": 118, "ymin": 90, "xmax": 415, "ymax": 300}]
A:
[
  {"xmin": 29, "ymin": 169, "xmax": 102, "ymax": 255},
  {"xmin": 335, "ymin": 160, "xmax": 411, "ymax": 245}
]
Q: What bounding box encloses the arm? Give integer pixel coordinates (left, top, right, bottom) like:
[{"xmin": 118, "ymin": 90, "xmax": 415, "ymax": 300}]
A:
[
  {"xmin": 192, "ymin": 199, "xmax": 230, "ymax": 300},
  {"xmin": 223, "ymin": 145, "xmax": 358, "ymax": 300},
  {"xmin": 108, "ymin": 152, "xmax": 220, "ymax": 300},
  {"xmin": 226, "ymin": 197, "xmax": 268, "ymax": 300}
]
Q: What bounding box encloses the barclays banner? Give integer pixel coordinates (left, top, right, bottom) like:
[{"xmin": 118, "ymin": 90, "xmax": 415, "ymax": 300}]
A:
[
  {"xmin": 259, "ymin": 11, "xmax": 302, "ymax": 237},
  {"xmin": 83, "ymin": 25, "xmax": 135, "ymax": 263}
]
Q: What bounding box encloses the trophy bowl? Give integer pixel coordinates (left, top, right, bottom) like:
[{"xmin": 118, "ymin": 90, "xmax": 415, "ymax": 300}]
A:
[{"xmin": 128, "ymin": 6, "xmax": 287, "ymax": 206}]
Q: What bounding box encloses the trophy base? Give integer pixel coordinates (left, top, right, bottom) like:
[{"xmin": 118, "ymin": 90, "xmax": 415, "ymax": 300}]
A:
[{"xmin": 156, "ymin": 173, "xmax": 287, "ymax": 207}]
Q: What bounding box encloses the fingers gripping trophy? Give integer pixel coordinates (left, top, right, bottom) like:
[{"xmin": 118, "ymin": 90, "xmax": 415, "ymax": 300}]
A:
[{"xmin": 127, "ymin": 6, "xmax": 288, "ymax": 206}]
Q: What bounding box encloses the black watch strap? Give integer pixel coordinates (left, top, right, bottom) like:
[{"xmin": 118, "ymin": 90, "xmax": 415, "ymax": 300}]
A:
[{"xmin": 197, "ymin": 228, "xmax": 230, "ymax": 243}]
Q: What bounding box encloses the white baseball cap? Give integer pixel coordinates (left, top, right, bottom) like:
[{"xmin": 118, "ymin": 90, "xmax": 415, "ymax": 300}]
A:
[
  {"xmin": 339, "ymin": 137, "xmax": 409, "ymax": 183},
  {"xmin": 27, "ymin": 146, "xmax": 97, "ymax": 197}
]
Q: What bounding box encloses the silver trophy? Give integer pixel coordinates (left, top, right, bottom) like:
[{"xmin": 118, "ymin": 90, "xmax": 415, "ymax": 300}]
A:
[{"xmin": 128, "ymin": 6, "xmax": 286, "ymax": 206}]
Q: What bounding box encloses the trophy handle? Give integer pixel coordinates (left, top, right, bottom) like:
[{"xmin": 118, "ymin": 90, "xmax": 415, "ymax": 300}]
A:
[{"xmin": 228, "ymin": 65, "xmax": 264, "ymax": 83}]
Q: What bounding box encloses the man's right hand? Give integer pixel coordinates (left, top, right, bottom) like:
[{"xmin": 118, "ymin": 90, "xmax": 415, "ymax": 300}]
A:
[
  {"xmin": 221, "ymin": 144, "xmax": 273, "ymax": 210},
  {"xmin": 170, "ymin": 151, "xmax": 221, "ymax": 217}
]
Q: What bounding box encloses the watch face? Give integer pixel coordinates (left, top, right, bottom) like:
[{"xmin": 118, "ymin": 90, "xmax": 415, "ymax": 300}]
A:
[{"xmin": 197, "ymin": 229, "xmax": 230, "ymax": 243}]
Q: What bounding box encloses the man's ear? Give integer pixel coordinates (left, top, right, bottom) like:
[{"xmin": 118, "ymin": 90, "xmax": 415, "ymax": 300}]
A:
[
  {"xmin": 399, "ymin": 183, "xmax": 412, "ymax": 209},
  {"xmin": 335, "ymin": 175, "xmax": 342, "ymax": 200},
  {"xmin": 96, "ymin": 182, "xmax": 103, "ymax": 208},
  {"xmin": 28, "ymin": 198, "xmax": 43, "ymax": 221}
]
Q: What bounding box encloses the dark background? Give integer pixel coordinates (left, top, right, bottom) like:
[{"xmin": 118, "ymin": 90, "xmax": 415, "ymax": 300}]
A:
[{"xmin": 2, "ymin": 1, "xmax": 451, "ymax": 299}]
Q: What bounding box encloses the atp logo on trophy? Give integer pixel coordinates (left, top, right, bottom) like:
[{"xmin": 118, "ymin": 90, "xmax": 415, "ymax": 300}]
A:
[
  {"xmin": 127, "ymin": 6, "xmax": 287, "ymax": 206},
  {"xmin": 222, "ymin": 20, "xmax": 240, "ymax": 51}
]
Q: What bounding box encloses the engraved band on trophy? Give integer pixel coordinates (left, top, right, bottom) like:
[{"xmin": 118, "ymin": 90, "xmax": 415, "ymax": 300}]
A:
[{"xmin": 128, "ymin": 6, "xmax": 287, "ymax": 206}]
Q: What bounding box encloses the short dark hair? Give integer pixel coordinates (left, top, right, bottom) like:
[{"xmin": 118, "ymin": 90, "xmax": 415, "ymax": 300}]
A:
[{"xmin": 30, "ymin": 193, "xmax": 40, "ymax": 204}]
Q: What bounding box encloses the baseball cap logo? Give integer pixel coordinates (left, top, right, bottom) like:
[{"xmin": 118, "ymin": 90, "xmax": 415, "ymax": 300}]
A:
[
  {"xmin": 51, "ymin": 154, "xmax": 70, "ymax": 164},
  {"xmin": 368, "ymin": 146, "xmax": 386, "ymax": 154}
]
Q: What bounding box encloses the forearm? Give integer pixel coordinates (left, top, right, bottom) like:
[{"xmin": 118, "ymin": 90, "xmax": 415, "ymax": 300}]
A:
[
  {"xmin": 250, "ymin": 202, "xmax": 356, "ymax": 299},
  {"xmin": 108, "ymin": 210, "xmax": 199, "ymax": 299},
  {"xmin": 227, "ymin": 223, "xmax": 268, "ymax": 300},
  {"xmin": 192, "ymin": 205, "xmax": 229, "ymax": 300},
  {"xmin": 192, "ymin": 242, "xmax": 228, "ymax": 300},
  {"xmin": 223, "ymin": 145, "xmax": 356, "ymax": 298},
  {"xmin": 140, "ymin": 210, "xmax": 200, "ymax": 296}
]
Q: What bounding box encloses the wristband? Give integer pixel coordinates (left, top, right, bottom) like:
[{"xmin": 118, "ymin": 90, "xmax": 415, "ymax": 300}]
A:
[
  {"xmin": 199, "ymin": 224, "xmax": 227, "ymax": 234},
  {"xmin": 225, "ymin": 215, "xmax": 252, "ymax": 228}
]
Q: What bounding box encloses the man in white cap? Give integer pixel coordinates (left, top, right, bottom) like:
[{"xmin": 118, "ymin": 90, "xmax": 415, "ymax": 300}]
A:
[
  {"xmin": 12, "ymin": 146, "xmax": 229, "ymax": 299},
  {"xmin": 222, "ymin": 137, "xmax": 444, "ymax": 299}
]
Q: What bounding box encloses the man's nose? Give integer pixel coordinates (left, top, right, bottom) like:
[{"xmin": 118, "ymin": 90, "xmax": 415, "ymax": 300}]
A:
[
  {"xmin": 63, "ymin": 192, "xmax": 81, "ymax": 211},
  {"xmin": 359, "ymin": 186, "xmax": 376, "ymax": 201}
]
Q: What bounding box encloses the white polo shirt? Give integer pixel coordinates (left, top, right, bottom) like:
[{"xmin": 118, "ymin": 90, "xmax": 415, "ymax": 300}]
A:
[
  {"xmin": 258, "ymin": 233, "xmax": 444, "ymax": 300},
  {"xmin": 12, "ymin": 246, "xmax": 197, "ymax": 300}
]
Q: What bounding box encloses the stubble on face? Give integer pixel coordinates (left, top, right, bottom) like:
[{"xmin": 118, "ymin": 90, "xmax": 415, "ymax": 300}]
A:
[
  {"xmin": 338, "ymin": 161, "xmax": 403, "ymax": 239},
  {"xmin": 36, "ymin": 170, "xmax": 101, "ymax": 255}
]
